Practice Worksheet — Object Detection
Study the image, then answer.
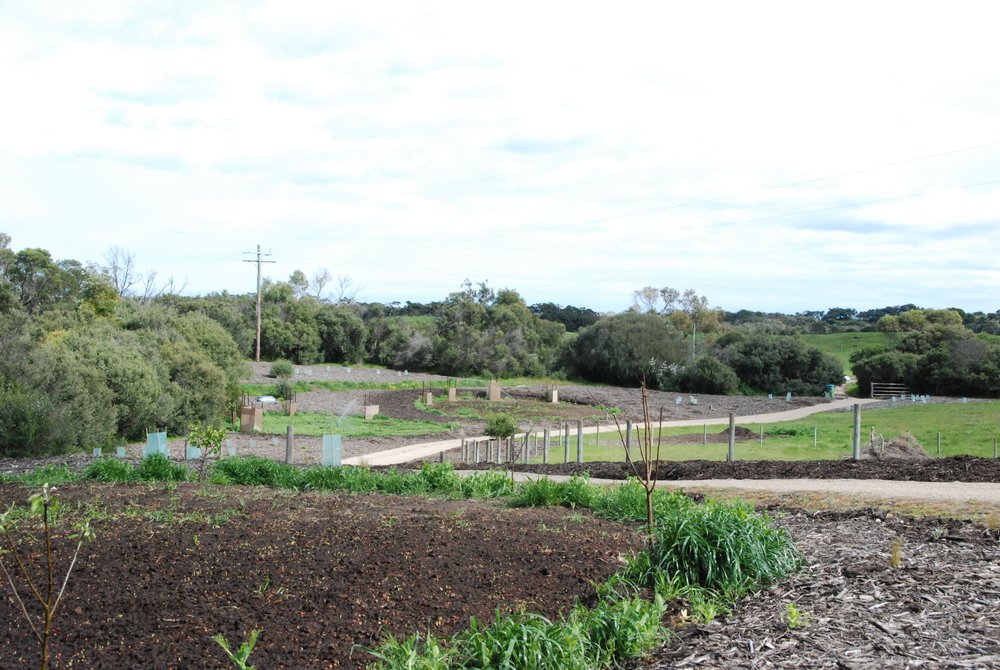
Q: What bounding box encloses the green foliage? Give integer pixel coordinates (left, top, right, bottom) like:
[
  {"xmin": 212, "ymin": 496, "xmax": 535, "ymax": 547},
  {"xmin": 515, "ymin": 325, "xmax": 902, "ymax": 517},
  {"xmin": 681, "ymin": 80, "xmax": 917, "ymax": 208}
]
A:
[
  {"xmin": 83, "ymin": 458, "xmax": 137, "ymax": 483},
  {"xmin": 573, "ymin": 312, "xmax": 685, "ymax": 386},
  {"xmin": 12, "ymin": 464, "xmax": 81, "ymax": 487},
  {"xmin": 362, "ymin": 631, "xmax": 454, "ymax": 670},
  {"xmin": 316, "ymin": 305, "xmax": 367, "ymax": 364},
  {"xmin": 136, "ymin": 454, "xmax": 190, "ymax": 483},
  {"xmin": 717, "ymin": 332, "xmax": 842, "ymax": 395},
  {"xmin": 269, "ymin": 359, "xmax": 294, "ymax": 379},
  {"xmin": 210, "ymin": 456, "xmax": 302, "ymax": 488},
  {"xmin": 507, "ymin": 476, "xmax": 597, "ymax": 509},
  {"xmin": 433, "ymin": 282, "xmax": 565, "ymax": 378},
  {"xmin": 680, "ymin": 356, "xmax": 739, "ymax": 395},
  {"xmin": 454, "ymin": 611, "xmax": 590, "ymax": 670},
  {"xmin": 212, "ymin": 629, "xmax": 262, "ymax": 670},
  {"xmin": 483, "ymin": 413, "xmax": 518, "ymax": 440},
  {"xmin": 458, "ymin": 471, "xmax": 514, "ymax": 498},
  {"xmin": 624, "ymin": 499, "xmax": 800, "ymax": 597}
]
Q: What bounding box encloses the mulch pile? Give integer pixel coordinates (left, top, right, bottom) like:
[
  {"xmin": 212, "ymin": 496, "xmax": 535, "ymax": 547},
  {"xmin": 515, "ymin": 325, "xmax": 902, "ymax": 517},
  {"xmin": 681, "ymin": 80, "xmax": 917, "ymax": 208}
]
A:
[
  {"xmin": 492, "ymin": 456, "xmax": 1000, "ymax": 483},
  {"xmin": 643, "ymin": 510, "xmax": 1000, "ymax": 669}
]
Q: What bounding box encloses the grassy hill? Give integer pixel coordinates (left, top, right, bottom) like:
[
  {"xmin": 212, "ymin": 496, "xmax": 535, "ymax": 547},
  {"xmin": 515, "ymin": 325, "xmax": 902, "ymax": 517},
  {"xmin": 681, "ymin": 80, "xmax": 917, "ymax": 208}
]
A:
[{"xmin": 801, "ymin": 332, "xmax": 893, "ymax": 375}]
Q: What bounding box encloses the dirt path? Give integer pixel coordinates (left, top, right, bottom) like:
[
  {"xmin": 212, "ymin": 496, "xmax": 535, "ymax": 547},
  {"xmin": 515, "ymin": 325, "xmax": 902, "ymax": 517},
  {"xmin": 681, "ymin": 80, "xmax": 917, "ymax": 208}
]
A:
[{"xmin": 345, "ymin": 397, "xmax": 881, "ymax": 466}]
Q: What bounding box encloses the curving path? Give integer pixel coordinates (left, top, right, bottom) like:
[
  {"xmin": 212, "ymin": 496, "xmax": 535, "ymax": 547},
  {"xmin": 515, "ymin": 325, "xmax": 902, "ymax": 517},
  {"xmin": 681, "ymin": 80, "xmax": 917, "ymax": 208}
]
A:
[{"xmin": 342, "ymin": 397, "xmax": 880, "ymax": 466}]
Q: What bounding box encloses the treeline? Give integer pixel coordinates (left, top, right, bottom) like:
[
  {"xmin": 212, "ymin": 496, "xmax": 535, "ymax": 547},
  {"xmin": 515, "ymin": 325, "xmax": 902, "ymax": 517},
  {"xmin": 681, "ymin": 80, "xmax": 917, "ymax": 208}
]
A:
[
  {"xmin": 4, "ymin": 234, "xmax": 998, "ymax": 456},
  {"xmin": 851, "ymin": 310, "xmax": 1000, "ymax": 397},
  {"xmin": 0, "ymin": 235, "xmax": 245, "ymax": 456}
]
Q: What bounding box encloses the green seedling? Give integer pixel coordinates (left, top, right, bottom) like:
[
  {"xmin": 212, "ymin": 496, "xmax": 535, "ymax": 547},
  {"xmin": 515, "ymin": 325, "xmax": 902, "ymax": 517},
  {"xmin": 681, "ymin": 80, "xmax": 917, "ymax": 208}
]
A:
[
  {"xmin": 0, "ymin": 484, "xmax": 95, "ymax": 670},
  {"xmin": 785, "ymin": 602, "xmax": 809, "ymax": 629},
  {"xmin": 212, "ymin": 628, "xmax": 262, "ymax": 670}
]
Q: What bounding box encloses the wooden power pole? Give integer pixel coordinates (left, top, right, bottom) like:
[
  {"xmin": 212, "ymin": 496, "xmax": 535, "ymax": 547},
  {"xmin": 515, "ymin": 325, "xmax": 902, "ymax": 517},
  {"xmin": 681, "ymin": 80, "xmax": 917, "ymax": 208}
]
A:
[{"xmin": 243, "ymin": 244, "xmax": 275, "ymax": 362}]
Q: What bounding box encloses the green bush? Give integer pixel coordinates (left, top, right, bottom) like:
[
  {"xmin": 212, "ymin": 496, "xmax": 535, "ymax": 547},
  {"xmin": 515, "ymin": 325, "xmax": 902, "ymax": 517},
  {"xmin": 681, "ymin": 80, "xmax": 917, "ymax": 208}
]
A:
[
  {"xmin": 593, "ymin": 480, "xmax": 694, "ymax": 523},
  {"xmin": 453, "ymin": 611, "xmax": 590, "ymax": 670},
  {"xmin": 269, "ymin": 359, "xmax": 294, "ymax": 379},
  {"xmin": 573, "ymin": 592, "xmax": 667, "ymax": 666},
  {"xmin": 459, "ymin": 471, "xmax": 514, "ymax": 499}
]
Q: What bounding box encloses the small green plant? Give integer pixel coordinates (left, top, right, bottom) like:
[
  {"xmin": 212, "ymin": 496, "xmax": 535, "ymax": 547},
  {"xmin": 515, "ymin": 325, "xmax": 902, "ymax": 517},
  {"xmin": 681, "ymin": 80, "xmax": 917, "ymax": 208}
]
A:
[
  {"xmin": 212, "ymin": 628, "xmax": 262, "ymax": 670},
  {"xmin": 785, "ymin": 602, "xmax": 809, "ymax": 628},
  {"xmin": 0, "ymin": 484, "xmax": 95, "ymax": 670},
  {"xmin": 269, "ymin": 359, "xmax": 294, "ymax": 379},
  {"xmin": 188, "ymin": 423, "xmax": 227, "ymax": 480}
]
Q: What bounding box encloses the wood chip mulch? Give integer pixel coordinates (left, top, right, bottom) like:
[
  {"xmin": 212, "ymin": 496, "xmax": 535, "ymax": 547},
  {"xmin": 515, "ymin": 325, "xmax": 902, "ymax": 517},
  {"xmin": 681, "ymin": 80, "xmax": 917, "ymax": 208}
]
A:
[{"xmin": 641, "ymin": 510, "xmax": 1000, "ymax": 669}]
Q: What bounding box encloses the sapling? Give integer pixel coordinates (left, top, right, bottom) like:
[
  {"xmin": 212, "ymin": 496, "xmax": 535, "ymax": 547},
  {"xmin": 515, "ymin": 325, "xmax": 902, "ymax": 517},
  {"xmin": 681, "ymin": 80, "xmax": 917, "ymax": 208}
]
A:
[
  {"xmin": 188, "ymin": 422, "xmax": 228, "ymax": 481},
  {"xmin": 611, "ymin": 381, "xmax": 664, "ymax": 535},
  {"xmin": 0, "ymin": 484, "xmax": 95, "ymax": 670}
]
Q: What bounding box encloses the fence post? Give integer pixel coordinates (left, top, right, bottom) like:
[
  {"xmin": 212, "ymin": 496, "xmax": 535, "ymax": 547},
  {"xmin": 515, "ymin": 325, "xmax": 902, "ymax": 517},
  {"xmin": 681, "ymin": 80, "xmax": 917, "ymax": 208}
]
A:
[
  {"xmin": 563, "ymin": 422, "xmax": 570, "ymax": 463},
  {"xmin": 285, "ymin": 425, "xmax": 294, "ymax": 464},
  {"xmin": 543, "ymin": 428, "xmax": 550, "ymax": 464},
  {"xmin": 576, "ymin": 420, "xmax": 584, "ymax": 464},
  {"xmin": 727, "ymin": 413, "xmax": 735, "ymax": 462},
  {"xmin": 814, "ymin": 426, "xmax": 818, "ymax": 449},
  {"xmin": 994, "ymin": 434, "xmax": 998, "ymax": 460},
  {"xmin": 703, "ymin": 424, "xmax": 707, "ymax": 447},
  {"xmin": 759, "ymin": 424, "xmax": 764, "ymax": 448},
  {"xmin": 937, "ymin": 432, "xmax": 942, "ymax": 457},
  {"xmin": 626, "ymin": 419, "xmax": 633, "ymax": 457},
  {"xmin": 852, "ymin": 403, "xmax": 861, "ymax": 461}
]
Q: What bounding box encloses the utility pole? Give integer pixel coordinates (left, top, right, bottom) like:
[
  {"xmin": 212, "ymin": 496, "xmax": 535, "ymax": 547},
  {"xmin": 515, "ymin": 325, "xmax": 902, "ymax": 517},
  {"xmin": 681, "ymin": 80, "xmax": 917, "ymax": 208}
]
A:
[{"xmin": 243, "ymin": 244, "xmax": 275, "ymax": 362}]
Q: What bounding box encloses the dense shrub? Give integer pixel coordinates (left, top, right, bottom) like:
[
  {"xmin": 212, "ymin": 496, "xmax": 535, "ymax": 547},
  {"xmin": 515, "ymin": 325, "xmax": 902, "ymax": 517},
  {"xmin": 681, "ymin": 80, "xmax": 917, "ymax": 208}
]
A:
[
  {"xmin": 679, "ymin": 356, "xmax": 740, "ymax": 395},
  {"xmin": 573, "ymin": 312, "xmax": 684, "ymax": 386},
  {"xmin": 716, "ymin": 332, "xmax": 842, "ymax": 395}
]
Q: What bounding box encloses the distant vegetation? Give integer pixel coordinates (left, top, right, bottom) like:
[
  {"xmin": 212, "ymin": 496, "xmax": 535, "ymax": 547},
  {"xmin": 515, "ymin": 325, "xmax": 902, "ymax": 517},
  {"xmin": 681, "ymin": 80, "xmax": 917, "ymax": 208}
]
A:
[{"xmin": 2, "ymin": 232, "xmax": 998, "ymax": 455}]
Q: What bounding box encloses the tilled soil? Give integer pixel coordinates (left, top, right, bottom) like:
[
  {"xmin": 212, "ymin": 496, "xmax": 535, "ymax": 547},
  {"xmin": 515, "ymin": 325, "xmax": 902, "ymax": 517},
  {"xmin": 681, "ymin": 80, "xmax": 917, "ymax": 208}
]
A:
[
  {"xmin": 0, "ymin": 483, "xmax": 638, "ymax": 669},
  {"xmin": 642, "ymin": 510, "xmax": 1000, "ymax": 669}
]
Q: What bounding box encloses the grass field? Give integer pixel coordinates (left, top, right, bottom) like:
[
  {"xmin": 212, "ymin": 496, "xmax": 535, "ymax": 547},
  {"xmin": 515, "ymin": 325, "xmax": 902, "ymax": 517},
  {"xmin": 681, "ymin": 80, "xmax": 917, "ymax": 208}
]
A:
[
  {"xmin": 528, "ymin": 400, "xmax": 1000, "ymax": 462},
  {"xmin": 800, "ymin": 332, "xmax": 893, "ymax": 375},
  {"xmin": 227, "ymin": 411, "xmax": 458, "ymax": 438}
]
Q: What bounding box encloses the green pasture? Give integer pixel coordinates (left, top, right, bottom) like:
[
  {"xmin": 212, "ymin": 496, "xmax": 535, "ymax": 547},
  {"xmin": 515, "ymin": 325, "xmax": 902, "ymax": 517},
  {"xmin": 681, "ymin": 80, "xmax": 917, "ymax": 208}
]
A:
[
  {"xmin": 527, "ymin": 400, "xmax": 1000, "ymax": 462},
  {"xmin": 800, "ymin": 332, "xmax": 893, "ymax": 375},
  {"xmin": 228, "ymin": 411, "xmax": 458, "ymax": 438}
]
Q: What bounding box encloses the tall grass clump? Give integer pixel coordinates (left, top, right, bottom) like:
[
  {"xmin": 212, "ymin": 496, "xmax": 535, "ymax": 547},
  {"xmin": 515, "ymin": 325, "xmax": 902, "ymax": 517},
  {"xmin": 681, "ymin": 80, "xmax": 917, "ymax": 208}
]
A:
[
  {"xmin": 362, "ymin": 631, "xmax": 454, "ymax": 670},
  {"xmin": 453, "ymin": 611, "xmax": 590, "ymax": 670},
  {"xmin": 507, "ymin": 475, "xmax": 598, "ymax": 509},
  {"xmin": 83, "ymin": 458, "xmax": 137, "ymax": 483},
  {"xmin": 593, "ymin": 479, "xmax": 694, "ymax": 523},
  {"xmin": 571, "ymin": 592, "xmax": 667, "ymax": 667},
  {"xmin": 135, "ymin": 454, "xmax": 190, "ymax": 482},
  {"xmin": 458, "ymin": 470, "xmax": 513, "ymax": 499},
  {"xmin": 210, "ymin": 456, "xmax": 301, "ymax": 488},
  {"xmin": 12, "ymin": 464, "xmax": 81, "ymax": 487},
  {"xmin": 625, "ymin": 499, "xmax": 800, "ymax": 598}
]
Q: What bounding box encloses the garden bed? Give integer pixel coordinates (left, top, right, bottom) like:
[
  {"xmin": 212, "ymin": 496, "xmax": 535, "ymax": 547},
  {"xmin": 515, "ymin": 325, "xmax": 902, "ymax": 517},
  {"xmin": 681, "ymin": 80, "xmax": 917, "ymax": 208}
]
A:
[{"xmin": 0, "ymin": 482, "xmax": 637, "ymax": 669}]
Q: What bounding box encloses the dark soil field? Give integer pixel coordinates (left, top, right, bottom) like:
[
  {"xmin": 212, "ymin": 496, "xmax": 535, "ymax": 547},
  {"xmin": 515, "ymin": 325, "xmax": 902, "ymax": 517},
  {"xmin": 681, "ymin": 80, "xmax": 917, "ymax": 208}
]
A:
[
  {"xmin": 497, "ymin": 455, "xmax": 1000, "ymax": 484},
  {"xmin": 0, "ymin": 483, "xmax": 638, "ymax": 669}
]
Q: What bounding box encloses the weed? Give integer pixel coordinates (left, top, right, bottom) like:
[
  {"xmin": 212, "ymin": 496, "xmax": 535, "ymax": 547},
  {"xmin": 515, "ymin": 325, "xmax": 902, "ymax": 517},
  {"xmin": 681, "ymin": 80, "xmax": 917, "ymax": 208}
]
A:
[
  {"xmin": 359, "ymin": 631, "xmax": 453, "ymax": 670},
  {"xmin": 0, "ymin": 485, "xmax": 95, "ymax": 670},
  {"xmin": 889, "ymin": 536, "xmax": 903, "ymax": 568},
  {"xmin": 212, "ymin": 628, "xmax": 262, "ymax": 670},
  {"xmin": 785, "ymin": 602, "xmax": 809, "ymax": 629}
]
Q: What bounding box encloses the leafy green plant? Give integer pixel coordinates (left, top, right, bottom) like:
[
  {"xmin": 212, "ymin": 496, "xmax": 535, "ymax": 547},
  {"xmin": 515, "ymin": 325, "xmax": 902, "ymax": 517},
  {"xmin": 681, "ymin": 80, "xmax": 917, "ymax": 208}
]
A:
[
  {"xmin": 188, "ymin": 422, "xmax": 227, "ymax": 480},
  {"xmin": 0, "ymin": 484, "xmax": 95, "ymax": 670},
  {"xmin": 269, "ymin": 359, "xmax": 294, "ymax": 379},
  {"xmin": 212, "ymin": 628, "xmax": 262, "ymax": 670},
  {"xmin": 360, "ymin": 631, "xmax": 453, "ymax": 670},
  {"xmin": 136, "ymin": 453, "xmax": 190, "ymax": 482},
  {"xmin": 626, "ymin": 498, "xmax": 800, "ymax": 597},
  {"xmin": 785, "ymin": 602, "xmax": 809, "ymax": 629},
  {"xmin": 83, "ymin": 457, "xmax": 137, "ymax": 482}
]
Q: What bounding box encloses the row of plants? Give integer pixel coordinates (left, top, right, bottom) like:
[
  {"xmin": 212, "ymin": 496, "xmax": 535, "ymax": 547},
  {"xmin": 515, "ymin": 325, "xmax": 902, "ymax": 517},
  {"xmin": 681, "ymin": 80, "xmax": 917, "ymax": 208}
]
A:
[{"xmin": 3, "ymin": 457, "xmax": 800, "ymax": 669}]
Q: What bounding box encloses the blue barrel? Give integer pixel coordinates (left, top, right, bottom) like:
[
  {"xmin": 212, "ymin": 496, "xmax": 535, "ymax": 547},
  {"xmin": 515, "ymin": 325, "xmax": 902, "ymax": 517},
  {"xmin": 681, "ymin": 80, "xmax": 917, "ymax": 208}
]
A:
[{"xmin": 824, "ymin": 384, "xmax": 835, "ymax": 398}]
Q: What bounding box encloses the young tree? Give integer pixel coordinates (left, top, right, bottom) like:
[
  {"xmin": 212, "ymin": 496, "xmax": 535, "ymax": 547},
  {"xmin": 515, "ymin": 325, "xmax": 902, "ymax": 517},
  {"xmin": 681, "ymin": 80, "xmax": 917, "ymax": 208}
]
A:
[{"xmin": 612, "ymin": 382, "xmax": 663, "ymax": 534}]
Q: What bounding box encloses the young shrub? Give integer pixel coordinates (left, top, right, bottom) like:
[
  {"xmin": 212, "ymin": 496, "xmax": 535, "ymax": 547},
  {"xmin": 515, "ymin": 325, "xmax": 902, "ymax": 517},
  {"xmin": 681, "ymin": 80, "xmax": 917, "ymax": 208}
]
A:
[
  {"xmin": 573, "ymin": 592, "xmax": 667, "ymax": 666},
  {"xmin": 269, "ymin": 359, "xmax": 294, "ymax": 379},
  {"xmin": 414, "ymin": 462, "xmax": 461, "ymax": 496},
  {"xmin": 0, "ymin": 485, "xmax": 95, "ymax": 670}
]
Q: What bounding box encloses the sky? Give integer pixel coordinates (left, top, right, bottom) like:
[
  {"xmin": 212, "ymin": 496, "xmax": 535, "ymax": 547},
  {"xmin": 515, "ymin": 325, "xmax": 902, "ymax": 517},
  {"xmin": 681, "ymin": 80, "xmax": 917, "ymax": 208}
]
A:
[{"xmin": 1, "ymin": 1, "xmax": 998, "ymax": 314}]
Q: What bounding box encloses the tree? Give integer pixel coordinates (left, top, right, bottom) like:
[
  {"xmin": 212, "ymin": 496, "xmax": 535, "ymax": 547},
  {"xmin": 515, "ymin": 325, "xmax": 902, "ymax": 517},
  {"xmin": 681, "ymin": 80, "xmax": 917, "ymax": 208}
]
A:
[
  {"xmin": 103, "ymin": 246, "xmax": 138, "ymax": 297},
  {"xmin": 573, "ymin": 312, "xmax": 684, "ymax": 386}
]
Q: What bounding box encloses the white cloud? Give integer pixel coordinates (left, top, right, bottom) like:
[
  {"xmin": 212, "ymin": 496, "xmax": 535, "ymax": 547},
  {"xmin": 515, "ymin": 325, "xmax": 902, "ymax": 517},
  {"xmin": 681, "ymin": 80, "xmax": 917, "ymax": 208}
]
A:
[{"xmin": 1, "ymin": 1, "xmax": 998, "ymax": 313}]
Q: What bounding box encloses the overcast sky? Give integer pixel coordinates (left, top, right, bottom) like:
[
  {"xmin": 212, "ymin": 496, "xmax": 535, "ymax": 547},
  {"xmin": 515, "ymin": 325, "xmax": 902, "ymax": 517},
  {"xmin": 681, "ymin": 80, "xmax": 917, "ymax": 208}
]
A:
[{"xmin": 2, "ymin": 2, "xmax": 998, "ymax": 314}]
